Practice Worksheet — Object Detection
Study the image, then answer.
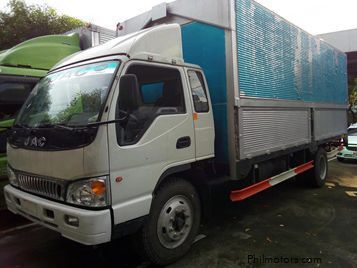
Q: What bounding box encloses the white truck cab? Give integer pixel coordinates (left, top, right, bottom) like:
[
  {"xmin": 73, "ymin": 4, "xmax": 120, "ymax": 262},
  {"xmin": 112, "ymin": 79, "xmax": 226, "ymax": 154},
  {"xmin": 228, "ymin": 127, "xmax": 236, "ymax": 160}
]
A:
[{"xmin": 5, "ymin": 24, "xmax": 215, "ymax": 264}]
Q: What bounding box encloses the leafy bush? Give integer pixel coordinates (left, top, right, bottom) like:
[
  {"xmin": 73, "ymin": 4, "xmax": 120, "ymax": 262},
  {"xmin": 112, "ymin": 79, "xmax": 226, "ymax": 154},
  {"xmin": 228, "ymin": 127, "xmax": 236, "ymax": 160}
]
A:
[{"xmin": 0, "ymin": 0, "xmax": 85, "ymax": 50}]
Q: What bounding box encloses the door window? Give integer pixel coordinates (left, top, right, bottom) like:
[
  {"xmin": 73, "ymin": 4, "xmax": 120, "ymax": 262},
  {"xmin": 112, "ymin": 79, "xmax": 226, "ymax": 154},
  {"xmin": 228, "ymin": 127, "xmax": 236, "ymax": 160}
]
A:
[
  {"xmin": 116, "ymin": 64, "xmax": 185, "ymax": 146},
  {"xmin": 188, "ymin": 71, "xmax": 209, "ymax": 113}
]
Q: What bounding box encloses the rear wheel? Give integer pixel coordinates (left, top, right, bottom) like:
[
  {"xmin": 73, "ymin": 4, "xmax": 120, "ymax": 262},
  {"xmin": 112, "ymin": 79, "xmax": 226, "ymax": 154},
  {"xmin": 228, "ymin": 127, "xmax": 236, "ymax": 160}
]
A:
[
  {"xmin": 303, "ymin": 148, "xmax": 328, "ymax": 187},
  {"xmin": 315, "ymin": 148, "xmax": 328, "ymax": 187},
  {"xmin": 337, "ymin": 157, "xmax": 344, "ymax": 162},
  {"xmin": 139, "ymin": 178, "xmax": 201, "ymax": 266}
]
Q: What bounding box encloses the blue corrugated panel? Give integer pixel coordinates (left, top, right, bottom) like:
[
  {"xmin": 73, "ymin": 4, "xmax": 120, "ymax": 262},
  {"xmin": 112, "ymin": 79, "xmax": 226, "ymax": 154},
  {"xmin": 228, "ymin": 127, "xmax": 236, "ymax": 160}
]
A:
[
  {"xmin": 236, "ymin": 0, "xmax": 348, "ymax": 104},
  {"xmin": 181, "ymin": 22, "xmax": 228, "ymax": 163}
]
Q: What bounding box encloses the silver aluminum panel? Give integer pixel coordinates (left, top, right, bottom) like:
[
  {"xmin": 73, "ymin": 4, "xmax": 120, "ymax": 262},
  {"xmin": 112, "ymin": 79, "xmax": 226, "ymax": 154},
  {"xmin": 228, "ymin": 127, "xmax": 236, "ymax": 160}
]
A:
[
  {"xmin": 99, "ymin": 31, "xmax": 116, "ymax": 45},
  {"xmin": 225, "ymin": 29, "xmax": 238, "ymax": 177},
  {"xmin": 168, "ymin": 0, "xmax": 230, "ymax": 29},
  {"xmin": 152, "ymin": 3, "xmax": 167, "ymax": 21},
  {"xmin": 318, "ymin": 29, "xmax": 357, "ymax": 53},
  {"xmin": 239, "ymin": 108, "xmax": 310, "ymax": 159},
  {"xmin": 235, "ymin": 0, "xmax": 348, "ymax": 105},
  {"xmin": 237, "ymin": 97, "xmax": 348, "ymax": 109},
  {"xmin": 117, "ymin": 0, "xmax": 231, "ymax": 37},
  {"xmin": 314, "ymin": 108, "xmax": 347, "ymax": 141},
  {"xmin": 66, "ymin": 24, "xmax": 116, "ymax": 49}
]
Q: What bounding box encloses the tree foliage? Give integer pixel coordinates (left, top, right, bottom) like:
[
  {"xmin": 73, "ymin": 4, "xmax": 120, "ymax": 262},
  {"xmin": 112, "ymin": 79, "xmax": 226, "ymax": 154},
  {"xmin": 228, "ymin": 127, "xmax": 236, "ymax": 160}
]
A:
[{"xmin": 0, "ymin": 0, "xmax": 85, "ymax": 50}]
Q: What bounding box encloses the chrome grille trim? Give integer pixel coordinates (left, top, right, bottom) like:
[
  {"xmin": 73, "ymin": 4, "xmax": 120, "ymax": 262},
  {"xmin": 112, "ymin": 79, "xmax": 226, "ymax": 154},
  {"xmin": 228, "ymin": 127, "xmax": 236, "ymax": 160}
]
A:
[{"xmin": 17, "ymin": 173, "xmax": 65, "ymax": 201}]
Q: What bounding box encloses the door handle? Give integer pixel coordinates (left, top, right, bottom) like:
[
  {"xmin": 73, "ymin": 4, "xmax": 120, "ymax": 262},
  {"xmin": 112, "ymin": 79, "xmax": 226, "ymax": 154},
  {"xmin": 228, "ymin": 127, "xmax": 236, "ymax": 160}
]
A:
[{"xmin": 176, "ymin": 136, "xmax": 191, "ymax": 149}]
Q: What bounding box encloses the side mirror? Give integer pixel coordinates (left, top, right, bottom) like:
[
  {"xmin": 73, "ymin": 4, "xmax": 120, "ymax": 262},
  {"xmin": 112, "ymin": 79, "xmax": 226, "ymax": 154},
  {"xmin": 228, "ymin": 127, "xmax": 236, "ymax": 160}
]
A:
[{"xmin": 118, "ymin": 74, "xmax": 140, "ymax": 110}]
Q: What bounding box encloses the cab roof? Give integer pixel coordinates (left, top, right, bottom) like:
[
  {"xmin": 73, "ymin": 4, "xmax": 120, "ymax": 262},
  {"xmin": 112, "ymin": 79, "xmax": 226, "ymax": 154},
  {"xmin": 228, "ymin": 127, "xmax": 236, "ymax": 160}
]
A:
[{"xmin": 51, "ymin": 24, "xmax": 186, "ymax": 72}]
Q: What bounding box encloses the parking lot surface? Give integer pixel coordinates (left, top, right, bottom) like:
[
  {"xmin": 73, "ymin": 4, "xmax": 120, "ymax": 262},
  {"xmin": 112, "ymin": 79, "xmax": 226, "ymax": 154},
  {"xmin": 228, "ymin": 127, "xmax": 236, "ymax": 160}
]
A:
[{"xmin": 0, "ymin": 159, "xmax": 356, "ymax": 268}]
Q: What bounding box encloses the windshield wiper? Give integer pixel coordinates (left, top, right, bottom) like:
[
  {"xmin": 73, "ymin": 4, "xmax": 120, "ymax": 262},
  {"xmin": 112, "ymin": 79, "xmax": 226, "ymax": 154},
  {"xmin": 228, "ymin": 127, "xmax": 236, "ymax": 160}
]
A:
[
  {"xmin": 32, "ymin": 119, "xmax": 126, "ymax": 131},
  {"xmin": 47, "ymin": 119, "xmax": 126, "ymax": 129},
  {"xmin": 35, "ymin": 123, "xmax": 80, "ymax": 131},
  {"xmin": 11, "ymin": 124, "xmax": 30, "ymax": 130}
]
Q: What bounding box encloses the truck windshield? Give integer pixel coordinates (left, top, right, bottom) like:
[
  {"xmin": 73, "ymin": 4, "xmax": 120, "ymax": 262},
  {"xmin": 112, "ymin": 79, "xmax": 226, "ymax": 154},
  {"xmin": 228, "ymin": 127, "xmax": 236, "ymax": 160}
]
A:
[
  {"xmin": 0, "ymin": 81, "xmax": 37, "ymax": 119},
  {"xmin": 16, "ymin": 60, "xmax": 119, "ymax": 128}
]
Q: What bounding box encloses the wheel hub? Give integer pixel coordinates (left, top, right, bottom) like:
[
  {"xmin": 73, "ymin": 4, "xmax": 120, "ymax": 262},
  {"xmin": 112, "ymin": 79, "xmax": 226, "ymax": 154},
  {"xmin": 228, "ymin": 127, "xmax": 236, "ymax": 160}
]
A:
[{"xmin": 157, "ymin": 195, "xmax": 193, "ymax": 249}]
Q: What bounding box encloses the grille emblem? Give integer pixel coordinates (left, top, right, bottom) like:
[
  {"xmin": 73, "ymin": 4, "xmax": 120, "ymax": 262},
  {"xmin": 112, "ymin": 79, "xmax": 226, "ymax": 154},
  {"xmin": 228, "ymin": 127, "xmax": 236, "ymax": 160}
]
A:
[{"xmin": 24, "ymin": 136, "xmax": 46, "ymax": 147}]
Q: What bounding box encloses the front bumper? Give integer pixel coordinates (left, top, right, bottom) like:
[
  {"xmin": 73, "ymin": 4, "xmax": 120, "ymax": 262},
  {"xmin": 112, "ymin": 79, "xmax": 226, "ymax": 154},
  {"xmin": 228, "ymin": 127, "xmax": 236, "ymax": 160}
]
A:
[
  {"xmin": 4, "ymin": 185, "xmax": 112, "ymax": 245},
  {"xmin": 337, "ymin": 147, "xmax": 357, "ymax": 160}
]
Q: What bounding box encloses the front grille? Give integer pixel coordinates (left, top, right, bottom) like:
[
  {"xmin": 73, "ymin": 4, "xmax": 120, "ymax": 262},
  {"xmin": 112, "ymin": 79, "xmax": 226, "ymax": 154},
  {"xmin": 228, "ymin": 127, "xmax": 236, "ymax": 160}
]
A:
[
  {"xmin": 17, "ymin": 173, "xmax": 65, "ymax": 201},
  {"xmin": 347, "ymin": 146, "xmax": 357, "ymax": 152}
]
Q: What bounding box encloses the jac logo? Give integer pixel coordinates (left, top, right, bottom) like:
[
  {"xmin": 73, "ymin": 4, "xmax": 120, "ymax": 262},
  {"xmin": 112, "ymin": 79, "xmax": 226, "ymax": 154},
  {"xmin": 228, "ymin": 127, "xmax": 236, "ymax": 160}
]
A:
[{"xmin": 24, "ymin": 136, "xmax": 46, "ymax": 148}]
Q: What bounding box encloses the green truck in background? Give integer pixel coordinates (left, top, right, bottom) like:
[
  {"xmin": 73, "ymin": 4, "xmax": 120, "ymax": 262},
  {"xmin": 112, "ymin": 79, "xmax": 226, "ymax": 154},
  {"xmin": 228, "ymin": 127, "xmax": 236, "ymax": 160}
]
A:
[{"xmin": 0, "ymin": 24, "xmax": 116, "ymax": 177}]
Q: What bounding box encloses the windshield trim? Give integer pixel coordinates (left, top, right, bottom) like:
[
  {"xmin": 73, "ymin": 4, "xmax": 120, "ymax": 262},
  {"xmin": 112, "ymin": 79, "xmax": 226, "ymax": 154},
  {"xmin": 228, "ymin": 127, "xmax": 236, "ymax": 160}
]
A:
[
  {"xmin": 50, "ymin": 54, "xmax": 129, "ymax": 74},
  {"xmin": 15, "ymin": 59, "xmax": 121, "ymax": 128}
]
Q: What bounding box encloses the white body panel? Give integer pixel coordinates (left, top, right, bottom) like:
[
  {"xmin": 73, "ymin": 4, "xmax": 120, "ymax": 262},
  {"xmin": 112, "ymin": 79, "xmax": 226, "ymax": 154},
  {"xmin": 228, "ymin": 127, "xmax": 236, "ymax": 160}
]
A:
[
  {"xmin": 108, "ymin": 61, "xmax": 197, "ymax": 224},
  {"xmin": 184, "ymin": 68, "xmax": 215, "ymax": 159},
  {"xmin": 7, "ymin": 146, "xmax": 84, "ymax": 179},
  {"xmin": 7, "ymin": 126, "xmax": 110, "ymax": 180},
  {"xmin": 5, "ymin": 185, "xmax": 111, "ymax": 245}
]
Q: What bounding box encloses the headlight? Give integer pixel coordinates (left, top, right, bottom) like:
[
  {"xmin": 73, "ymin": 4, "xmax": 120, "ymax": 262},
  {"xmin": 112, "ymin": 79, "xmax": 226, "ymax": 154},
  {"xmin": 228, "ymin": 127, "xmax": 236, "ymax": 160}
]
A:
[
  {"xmin": 7, "ymin": 166, "xmax": 18, "ymax": 187},
  {"xmin": 66, "ymin": 176, "xmax": 110, "ymax": 207}
]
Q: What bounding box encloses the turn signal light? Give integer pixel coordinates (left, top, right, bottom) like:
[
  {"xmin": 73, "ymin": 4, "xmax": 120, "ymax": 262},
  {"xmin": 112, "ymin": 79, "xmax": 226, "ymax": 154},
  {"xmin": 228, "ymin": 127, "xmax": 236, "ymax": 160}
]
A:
[{"xmin": 91, "ymin": 180, "xmax": 106, "ymax": 195}]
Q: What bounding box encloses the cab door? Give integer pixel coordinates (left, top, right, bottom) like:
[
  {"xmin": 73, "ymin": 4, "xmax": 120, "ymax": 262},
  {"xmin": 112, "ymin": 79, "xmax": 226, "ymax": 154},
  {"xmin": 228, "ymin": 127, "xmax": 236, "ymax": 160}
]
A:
[
  {"xmin": 107, "ymin": 61, "xmax": 196, "ymax": 225},
  {"xmin": 186, "ymin": 69, "xmax": 215, "ymax": 160}
]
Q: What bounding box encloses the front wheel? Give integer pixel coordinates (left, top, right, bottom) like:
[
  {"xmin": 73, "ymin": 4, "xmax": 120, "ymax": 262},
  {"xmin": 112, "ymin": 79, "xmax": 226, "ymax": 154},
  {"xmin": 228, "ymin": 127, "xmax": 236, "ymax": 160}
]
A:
[{"xmin": 139, "ymin": 178, "xmax": 201, "ymax": 266}]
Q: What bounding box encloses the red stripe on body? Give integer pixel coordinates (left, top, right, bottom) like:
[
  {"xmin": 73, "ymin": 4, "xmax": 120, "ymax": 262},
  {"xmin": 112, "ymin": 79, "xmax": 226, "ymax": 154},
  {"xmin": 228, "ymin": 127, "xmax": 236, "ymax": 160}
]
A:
[
  {"xmin": 230, "ymin": 178, "xmax": 271, "ymax": 202},
  {"xmin": 230, "ymin": 160, "xmax": 315, "ymax": 202},
  {"xmin": 294, "ymin": 161, "xmax": 314, "ymax": 174}
]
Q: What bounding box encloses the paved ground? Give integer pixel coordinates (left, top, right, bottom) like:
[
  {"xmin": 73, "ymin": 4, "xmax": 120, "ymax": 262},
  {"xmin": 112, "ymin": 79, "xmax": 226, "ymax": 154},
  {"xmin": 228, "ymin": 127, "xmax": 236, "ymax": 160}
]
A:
[{"xmin": 0, "ymin": 159, "xmax": 356, "ymax": 268}]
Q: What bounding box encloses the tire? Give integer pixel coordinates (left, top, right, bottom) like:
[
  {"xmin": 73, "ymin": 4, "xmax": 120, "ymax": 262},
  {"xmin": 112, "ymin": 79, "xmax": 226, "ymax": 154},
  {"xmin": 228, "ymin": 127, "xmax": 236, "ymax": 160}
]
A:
[
  {"xmin": 139, "ymin": 178, "xmax": 201, "ymax": 266},
  {"xmin": 296, "ymin": 148, "xmax": 328, "ymax": 188},
  {"xmin": 310, "ymin": 148, "xmax": 328, "ymax": 188},
  {"xmin": 337, "ymin": 157, "xmax": 344, "ymax": 162}
]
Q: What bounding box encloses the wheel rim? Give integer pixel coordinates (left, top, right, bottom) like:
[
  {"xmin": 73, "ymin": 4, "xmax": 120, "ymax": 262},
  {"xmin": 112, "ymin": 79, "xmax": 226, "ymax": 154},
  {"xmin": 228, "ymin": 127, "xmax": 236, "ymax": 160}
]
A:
[
  {"xmin": 157, "ymin": 195, "xmax": 193, "ymax": 249},
  {"xmin": 319, "ymin": 155, "xmax": 327, "ymax": 180}
]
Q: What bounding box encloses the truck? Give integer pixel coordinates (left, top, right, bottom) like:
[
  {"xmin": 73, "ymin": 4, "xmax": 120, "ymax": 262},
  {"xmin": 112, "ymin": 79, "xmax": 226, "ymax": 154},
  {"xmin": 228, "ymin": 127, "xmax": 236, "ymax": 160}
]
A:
[
  {"xmin": 0, "ymin": 24, "xmax": 116, "ymax": 177},
  {"xmin": 4, "ymin": 0, "xmax": 347, "ymax": 265}
]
